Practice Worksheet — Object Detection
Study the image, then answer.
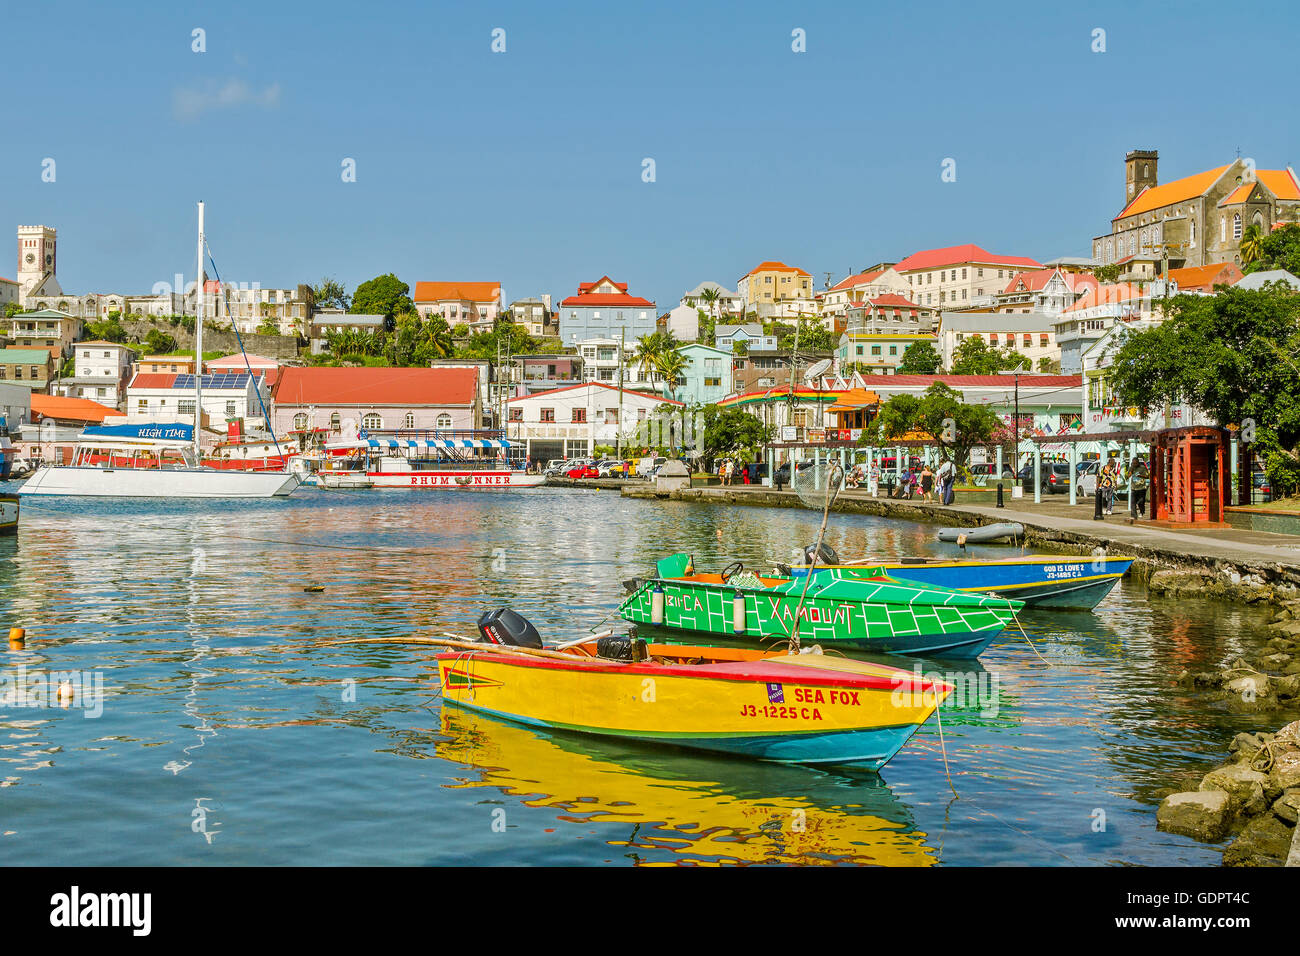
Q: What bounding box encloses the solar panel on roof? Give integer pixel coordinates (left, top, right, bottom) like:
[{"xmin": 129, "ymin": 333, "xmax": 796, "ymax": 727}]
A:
[{"xmin": 170, "ymin": 373, "xmax": 252, "ymax": 390}]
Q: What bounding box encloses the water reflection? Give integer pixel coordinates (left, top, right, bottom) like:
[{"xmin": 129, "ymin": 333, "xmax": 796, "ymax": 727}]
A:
[{"xmin": 435, "ymin": 706, "xmax": 937, "ymax": 866}]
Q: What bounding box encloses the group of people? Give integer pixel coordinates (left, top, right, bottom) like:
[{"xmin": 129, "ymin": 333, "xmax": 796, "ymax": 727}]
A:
[
  {"xmin": 845, "ymin": 458, "xmax": 957, "ymax": 505},
  {"xmin": 717, "ymin": 458, "xmax": 751, "ymax": 486},
  {"xmin": 1094, "ymin": 456, "xmax": 1150, "ymax": 516}
]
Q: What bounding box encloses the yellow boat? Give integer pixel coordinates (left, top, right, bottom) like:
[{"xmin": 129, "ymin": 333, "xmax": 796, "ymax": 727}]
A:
[{"xmin": 436, "ymin": 613, "xmax": 953, "ymax": 772}]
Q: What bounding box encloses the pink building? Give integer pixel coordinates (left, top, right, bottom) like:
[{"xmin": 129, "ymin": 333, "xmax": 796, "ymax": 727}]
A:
[{"xmin": 271, "ymin": 366, "xmax": 482, "ymax": 439}]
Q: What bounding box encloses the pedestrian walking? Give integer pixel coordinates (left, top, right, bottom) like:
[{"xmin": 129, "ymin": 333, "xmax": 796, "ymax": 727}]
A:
[
  {"xmin": 1101, "ymin": 459, "xmax": 1118, "ymax": 515},
  {"xmin": 935, "ymin": 458, "xmax": 955, "ymax": 505},
  {"xmin": 868, "ymin": 461, "xmax": 880, "ymax": 498},
  {"xmin": 920, "ymin": 464, "xmax": 934, "ymax": 502},
  {"xmin": 1130, "ymin": 461, "xmax": 1149, "ymax": 517}
]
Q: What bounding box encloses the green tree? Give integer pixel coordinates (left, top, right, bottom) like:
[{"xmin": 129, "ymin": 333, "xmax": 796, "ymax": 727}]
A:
[
  {"xmin": 698, "ymin": 286, "xmax": 721, "ymax": 319},
  {"xmin": 1242, "ymin": 222, "xmax": 1300, "ymax": 276},
  {"xmin": 349, "ymin": 274, "xmax": 416, "ymax": 317},
  {"xmin": 656, "ymin": 348, "xmax": 687, "ymax": 400},
  {"xmin": 84, "ymin": 318, "xmax": 128, "ymax": 343},
  {"xmin": 1240, "ymin": 223, "xmax": 1265, "ymax": 267},
  {"xmin": 897, "ymin": 340, "xmax": 942, "ymax": 374},
  {"xmin": 1092, "ymin": 263, "xmax": 1124, "ymax": 284},
  {"xmin": 697, "ymin": 310, "xmax": 716, "ymax": 346},
  {"xmin": 455, "ymin": 318, "xmax": 540, "ymax": 362},
  {"xmin": 777, "ymin": 319, "xmax": 836, "ymax": 352},
  {"xmin": 860, "ymin": 382, "xmax": 1003, "ymax": 466},
  {"xmin": 1105, "ymin": 285, "xmax": 1300, "ymax": 496},
  {"xmin": 949, "ymin": 336, "xmax": 1031, "ymax": 374},
  {"xmin": 143, "ymin": 328, "xmax": 178, "ymax": 354},
  {"xmin": 701, "ymin": 405, "xmax": 773, "ymax": 465},
  {"xmin": 1037, "ymin": 356, "xmax": 1061, "ymax": 374},
  {"xmin": 313, "ymin": 277, "xmax": 350, "ymax": 310}
]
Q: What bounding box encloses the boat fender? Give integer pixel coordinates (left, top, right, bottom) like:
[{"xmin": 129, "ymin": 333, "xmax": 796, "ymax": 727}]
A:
[
  {"xmin": 775, "ymin": 563, "xmax": 792, "ymax": 577},
  {"xmin": 595, "ymin": 636, "xmax": 647, "ymax": 662},
  {"xmin": 804, "ymin": 543, "xmax": 840, "ymax": 566},
  {"xmin": 798, "ymin": 644, "xmax": 824, "ymax": 655},
  {"xmin": 476, "ymin": 608, "xmax": 544, "ymax": 649},
  {"xmin": 650, "ymin": 584, "xmax": 665, "ymax": 625},
  {"xmin": 732, "ymin": 591, "xmax": 746, "ymax": 634}
]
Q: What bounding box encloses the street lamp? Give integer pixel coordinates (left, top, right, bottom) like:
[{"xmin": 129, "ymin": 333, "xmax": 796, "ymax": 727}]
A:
[{"xmin": 999, "ymin": 362, "xmax": 1030, "ymax": 489}]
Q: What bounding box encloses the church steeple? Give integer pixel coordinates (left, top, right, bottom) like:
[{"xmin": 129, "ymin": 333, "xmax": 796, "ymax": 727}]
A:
[{"xmin": 1125, "ymin": 150, "xmax": 1158, "ymax": 205}]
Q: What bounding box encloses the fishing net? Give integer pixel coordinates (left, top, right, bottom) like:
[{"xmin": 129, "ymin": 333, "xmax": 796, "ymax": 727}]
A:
[{"xmin": 791, "ymin": 460, "xmax": 845, "ymax": 511}]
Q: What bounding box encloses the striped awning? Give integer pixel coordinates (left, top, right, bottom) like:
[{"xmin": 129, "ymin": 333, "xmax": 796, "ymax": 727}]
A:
[{"xmin": 326, "ymin": 438, "xmax": 511, "ymax": 450}]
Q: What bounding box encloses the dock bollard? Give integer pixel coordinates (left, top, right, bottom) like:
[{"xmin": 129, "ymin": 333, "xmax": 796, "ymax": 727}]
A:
[
  {"xmin": 1093, "ymin": 488, "xmax": 1104, "ymax": 520},
  {"xmin": 996, "ymin": 483, "xmax": 1004, "ymax": 508}
]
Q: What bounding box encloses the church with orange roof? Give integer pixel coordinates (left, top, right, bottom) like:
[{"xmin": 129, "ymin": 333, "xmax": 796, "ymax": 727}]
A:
[{"xmin": 1093, "ymin": 149, "xmax": 1300, "ymax": 272}]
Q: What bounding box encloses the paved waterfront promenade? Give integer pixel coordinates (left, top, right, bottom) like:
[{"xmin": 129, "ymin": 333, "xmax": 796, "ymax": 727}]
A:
[{"xmin": 613, "ymin": 481, "xmax": 1300, "ymax": 584}]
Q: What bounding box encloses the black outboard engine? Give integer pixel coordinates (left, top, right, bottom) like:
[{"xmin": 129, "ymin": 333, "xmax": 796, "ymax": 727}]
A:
[
  {"xmin": 476, "ymin": 608, "xmax": 544, "ymax": 649},
  {"xmin": 804, "ymin": 542, "xmax": 841, "ymax": 566}
]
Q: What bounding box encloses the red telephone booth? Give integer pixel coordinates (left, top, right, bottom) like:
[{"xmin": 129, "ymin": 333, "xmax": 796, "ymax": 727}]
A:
[{"xmin": 1149, "ymin": 426, "xmax": 1229, "ymax": 525}]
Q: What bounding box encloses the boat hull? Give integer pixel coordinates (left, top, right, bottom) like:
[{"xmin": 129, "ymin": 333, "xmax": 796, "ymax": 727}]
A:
[
  {"xmin": 858, "ymin": 556, "xmax": 1134, "ymax": 611},
  {"xmin": 18, "ymin": 465, "xmax": 300, "ymax": 498},
  {"xmin": 436, "ymin": 650, "xmax": 948, "ymax": 771},
  {"xmin": 368, "ymin": 470, "xmax": 545, "ymax": 489},
  {"xmin": 0, "ymin": 493, "xmax": 17, "ymax": 535},
  {"xmin": 619, "ymin": 572, "xmax": 1019, "ymax": 659}
]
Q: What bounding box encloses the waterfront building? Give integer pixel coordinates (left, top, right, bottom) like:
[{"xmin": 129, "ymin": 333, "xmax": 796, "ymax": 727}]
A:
[
  {"xmin": 558, "ymin": 277, "xmax": 656, "ymax": 346},
  {"xmin": 674, "ymin": 344, "xmax": 733, "ymax": 406},
  {"xmin": 938, "ymin": 312, "xmax": 1061, "ymax": 371},
  {"xmin": 49, "ymin": 340, "xmax": 137, "ymax": 408},
  {"xmin": 507, "ymin": 296, "xmax": 554, "ymax": 337},
  {"xmin": 820, "ymin": 265, "xmax": 909, "ymax": 321},
  {"xmin": 0, "ymin": 348, "xmax": 56, "ymax": 391},
  {"xmin": 413, "ymin": 281, "xmax": 503, "ymax": 330},
  {"xmin": 15, "ymin": 393, "xmax": 116, "ymax": 463},
  {"xmin": 575, "ymin": 336, "xmax": 654, "ymax": 390},
  {"xmin": 1092, "ymin": 150, "xmax": 1300, "ymax": 271},
  {"xmin": 271, "ymin": 366, "xmax": 482, "ymax": 440},
  {"xmin": 127, "ymin": 370, "xmax": 273, "ymax": 443},
  {"xmin": 504, "ymin": 381, "xmax": 680, "ymax": 465},
  {"xmin": 736, "ymin": 261, "xmax": 815, "ymax": 319},
  {"xmin": 894, "ymin": 244, "xmax": 1042, "ymax": 310},
  {"xmin": 8, "ymin": 309, "xmax": 83, "ymax": 359},
  {"xmin": 679, "ymin": 281, "xmax": 743, "ymax": 319}
]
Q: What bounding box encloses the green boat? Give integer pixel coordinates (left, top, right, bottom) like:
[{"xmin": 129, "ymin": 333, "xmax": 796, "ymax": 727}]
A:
[{"xmin": 619, "ymin": 553, "xmax": 1023, "ymax": 659}]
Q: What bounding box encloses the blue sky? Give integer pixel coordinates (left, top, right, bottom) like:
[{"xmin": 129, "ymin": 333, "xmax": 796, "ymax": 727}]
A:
[{"xmin": 3, "ymin": 0, "xmax": 1297, "ymax": 311}]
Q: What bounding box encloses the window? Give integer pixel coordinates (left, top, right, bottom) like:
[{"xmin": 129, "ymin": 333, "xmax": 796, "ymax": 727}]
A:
[
  {"xmin": 1233, "ymin": 213, "xmax": 1242, "ymax": 240},
  {"xmin": 571, "ymin": 408, "xmax": 586, "ymax": 423},
  {"xmin": 1023, "ymin": 334, "xmax": 1032, "ymax": 348},
  {"xmin": 704, "ymin": 377, "xmax": 721, "ymax": 387},
  {"xmin": 540, "ymin": 408, "xmax": 555, "ymax": 423},
  {"xmin": 606, "ymin": 408, "xmax": 619, "ymax": 424},
  {"xmin": 961, "ymin": 268, "xmax": 967, "ymax": 279},
  {"xmin": 1040, "ymin": 334, "xmax": 1048, "ymax": 347},
  {"xmin": 888, "ymin": 346, "xmax": 897, "ymax": 356},
  {"xmin": 404, "ymin": 412, "xmax": 416, "ymax": 428},
  {"xmin": 226, "ymin": 401, "xmax": 237, "ymax": 418},
  {"xmin": 1220, "ymin": 215, "xmax": 1226, "ymax": 243},
  {"xmin": 137, "ymin": 399, "xmax": 147, "ymax": 412},
  {"xmin": 509, "ymin": 407, "xmax": 522, "ymax": 421},
  {"xmin": 330, "ymin": 412, "xmax": 341, "ymax": 430},
  {"xmin": 293, "ymin": 413, "xmax": 309, "ymax": 430},
  {"xmin": 362, "ymin": 413, "xmax": 383, "ymax": 430},
  {"xmin": 179, "ymin": 400, "xmax": 196, "ymax": 416},
  {"xmin": 989, "ymin": 334, "xmax": 999, "ymax": 346},
  {"xmin": 870, "ymin": 346, "xmax": 882, "ymax": 356},
  {"xmin": 436, "ymin": 414, "xmax": 452, "ymax": 429}
]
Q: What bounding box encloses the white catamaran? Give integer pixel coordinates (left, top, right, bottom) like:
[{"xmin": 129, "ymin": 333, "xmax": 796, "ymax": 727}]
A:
[{"xmin": 19, "ymin": 202, "xmax": 300, "ymax": 499}]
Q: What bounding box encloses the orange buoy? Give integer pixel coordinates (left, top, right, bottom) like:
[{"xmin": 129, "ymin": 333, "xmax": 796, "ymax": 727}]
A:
[{"xmin": 7, "ymin": 627, "xmax": 24, "ymax": 650}]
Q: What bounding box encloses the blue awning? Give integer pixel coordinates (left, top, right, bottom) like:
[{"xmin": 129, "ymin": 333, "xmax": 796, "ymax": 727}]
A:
[{"xmin": 365, "ymin": 438, "xmax": 511, "ymax": 450}]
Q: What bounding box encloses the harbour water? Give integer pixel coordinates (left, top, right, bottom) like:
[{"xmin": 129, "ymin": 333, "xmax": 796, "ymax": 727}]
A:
[{"xmin": 0, "ymin": 489, "xmax": 1280, "ymax": 865}]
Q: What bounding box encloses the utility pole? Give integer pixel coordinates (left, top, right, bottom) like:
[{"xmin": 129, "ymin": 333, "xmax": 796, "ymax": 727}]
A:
[{"xmin": 616, "ymin": 326, "xmax": 625, "ymax": 460}]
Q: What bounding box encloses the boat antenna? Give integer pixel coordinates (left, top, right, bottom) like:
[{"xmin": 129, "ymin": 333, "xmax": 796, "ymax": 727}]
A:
[
  {"xmin": 787, "ymin": 462, "xmax": 843, "ymax": 654},
  {"xmin": 202, "ymin": 244, "xmax": 285, "ymax": 459},
  {"xmin": 195, "ymin": 201, "xmax": 205, "ymax": 459}
]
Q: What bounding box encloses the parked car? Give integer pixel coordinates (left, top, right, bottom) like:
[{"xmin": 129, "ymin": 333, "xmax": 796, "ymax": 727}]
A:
[
  {"xmin": 1077, "ymin": 461, "xmax": 1138, "ymax": 499},
  {"xmin": 542, "ymin": 459, "xmax": 568, "ymax": 477},
  {"xmin": 640, "ymin": 456, "xmax": 668, "ymax": 479},
  {"xmin": 969, "ymin": 463, "xmax": 1015, "ymax": 479},
  {"xmin": 1043, "ymin": 462, "xmax": 1073, "ymax": 494},
  {"xmin": 566, "ymin": 461, "xmax": 598, "ymax": 479},
  {"xmin": 773, "ymin": 460, "xmax": 814, "ymax": 485}
]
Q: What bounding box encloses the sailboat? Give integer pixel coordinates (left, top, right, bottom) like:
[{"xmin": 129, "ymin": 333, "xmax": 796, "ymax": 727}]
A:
[{"xmin": 19, "ymin": 202, "xmax": 300, "ymax": 498}]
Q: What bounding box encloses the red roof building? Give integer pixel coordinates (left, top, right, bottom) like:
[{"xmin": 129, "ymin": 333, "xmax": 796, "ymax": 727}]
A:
[
  {"xmin": 892, "ymin": 244, "xmax": 1043, "ymax": 311},
  {"xmin": 558, "ymin": 277, "xmax": 657, "ymax": 345},
  {"xmin": 413, "ymin": 281, "xmax": 503, "ymax": 329},
  {"xmin": 270, "ymin": 366, "xmax": 482, "ymax": 438}
]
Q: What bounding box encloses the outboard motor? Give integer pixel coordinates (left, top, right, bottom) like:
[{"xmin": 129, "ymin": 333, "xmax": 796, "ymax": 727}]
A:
[
  {"xmin": 804, "ymin": 542, "xmax": 841, "ymax": 566},
  {"xmin": 476, "ymin": 608, "xmax": 544, "ymax": 649}
]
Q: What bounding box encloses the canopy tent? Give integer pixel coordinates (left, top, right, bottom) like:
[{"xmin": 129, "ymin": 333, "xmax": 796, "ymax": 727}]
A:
[{"xmin": 325, "ymin": 438, "xmax": 512, "ymax": 451}]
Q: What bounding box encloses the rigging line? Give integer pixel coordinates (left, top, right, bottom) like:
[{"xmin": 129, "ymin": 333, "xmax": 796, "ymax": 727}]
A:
[{"xmin": 202, "ymin": 245, "xmax": 285, "ymax": 459}]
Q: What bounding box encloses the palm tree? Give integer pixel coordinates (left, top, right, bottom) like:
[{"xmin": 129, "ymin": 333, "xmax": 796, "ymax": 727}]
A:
[
  {"xmin": 1241, "ymin": 223, "xmax": 1265, "ymax": 266},
  {"xmin": 698, "ymin": 286, "xmax": 721, "ymax": 320},
  {"xmin": 633, "ymin": 333, "xmax": 664, "ymax": 384}
]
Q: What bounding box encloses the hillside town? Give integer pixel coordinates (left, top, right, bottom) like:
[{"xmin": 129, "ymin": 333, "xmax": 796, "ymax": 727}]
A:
[{"xmin": 2, "ymin": 147, "xmax": 1298, "ymax": 482}]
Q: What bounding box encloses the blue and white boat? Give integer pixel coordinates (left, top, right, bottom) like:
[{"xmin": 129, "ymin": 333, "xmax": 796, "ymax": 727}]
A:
[{"xmin": 832, "ymin": 554, "xmax": 1134, "ymax": 611}]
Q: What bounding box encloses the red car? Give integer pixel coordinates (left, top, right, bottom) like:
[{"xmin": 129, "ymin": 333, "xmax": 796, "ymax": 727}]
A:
[{"xmin": 566, "ymin": 465, "xmax": 598, "ymax": 479}]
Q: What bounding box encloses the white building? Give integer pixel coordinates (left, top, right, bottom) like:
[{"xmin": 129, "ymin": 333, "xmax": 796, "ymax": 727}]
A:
[
  {"xmin": 715, "ymin": 324, "xmax": 777, "ymax": 353},
  {"xmin": 576, "ymin": 337, "xmax": 655, "ymax": 390},
  {"xmin": 667, "ymin": 304, "xmax": 700, "ymax": 341},
  {"xmin": 820, "ymin": 266, "xmax": 909, "ymax": 320},
  {"xmin": 192, "ymin": 281, "xmax": 313, "ymax": 335},
  {"xmin": 126, "ymin": 370, "xmax": 271, "ymax": 446},
  {"xmin": 679, "ymin": 281, "xmax": 743, "ymax": 318},
  {"xmin": 938, "ymin": 312, "xmax": 1062, "ymax": 371},
  {"xmin": 505, "ymin": 382, "xmax": 680, "ymax": 465},
  {"xmin": 0, "ymin": 277, "xmax": 19, "ymax": 314},
  {"xmin": 49, "ymin": 340, "xmax": 137, "ymax": 408}
]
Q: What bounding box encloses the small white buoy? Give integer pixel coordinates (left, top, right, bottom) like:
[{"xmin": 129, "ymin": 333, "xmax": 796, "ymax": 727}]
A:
[{"xmin": 57, "ymin": 680, "xmax": 74, "ymax": 706}]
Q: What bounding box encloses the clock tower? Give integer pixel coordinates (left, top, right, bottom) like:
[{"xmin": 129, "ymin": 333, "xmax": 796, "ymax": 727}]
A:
[{"xmin": 16, "ymin": 224, "xmax": 61, "ymax": 305}]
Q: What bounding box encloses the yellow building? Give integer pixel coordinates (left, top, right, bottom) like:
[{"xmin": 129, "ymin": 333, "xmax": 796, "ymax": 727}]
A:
[{"xmin": 736, "ymin": 261, "xmax": 814, "ymax": 318}]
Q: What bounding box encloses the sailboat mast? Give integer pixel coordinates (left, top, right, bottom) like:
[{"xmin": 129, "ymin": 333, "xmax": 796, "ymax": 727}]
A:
[{"xmin": 195, "ymin": 201, "xmax": 205, "ymax": 457}]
